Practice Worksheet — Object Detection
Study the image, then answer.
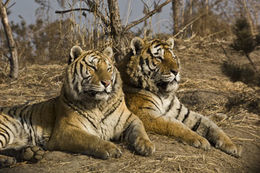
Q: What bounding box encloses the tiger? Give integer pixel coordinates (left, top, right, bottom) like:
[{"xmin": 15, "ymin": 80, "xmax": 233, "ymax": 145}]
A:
[
  {"xmin": 117, "ymin": 37, "xmax": 240, "ymax": 157},
  {"xmin": 0, "ymin": 45, "xmax": 155, "ymax": 168}
]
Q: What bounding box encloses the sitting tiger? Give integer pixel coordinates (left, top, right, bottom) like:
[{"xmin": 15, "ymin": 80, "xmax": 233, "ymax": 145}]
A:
[
  {"xmin": 0, "ymin": 45, "xmax": 155, "ymax": 168},
  {"xmin": 118, "ymin": 37, "xmax": 240, "ymax": 157}
]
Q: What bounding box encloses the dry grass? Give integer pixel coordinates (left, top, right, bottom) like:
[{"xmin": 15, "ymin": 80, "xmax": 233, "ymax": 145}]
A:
[
  {"xmin": 0, "ymin": 39, "xmax": 259, "ymax": 173},
  {"xmin": 0, "ymin": 64, "xmax": 65, "ymax": 107}
]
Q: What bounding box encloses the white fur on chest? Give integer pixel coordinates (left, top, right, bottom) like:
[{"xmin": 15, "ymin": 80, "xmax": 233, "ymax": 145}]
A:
[
  {"xmin": 160, "ymin": 96, "xmax": 173, "ymax": 113},
  {"xmin": 148, "ymin": 93, "xmax": 175, "ymax": 115}
]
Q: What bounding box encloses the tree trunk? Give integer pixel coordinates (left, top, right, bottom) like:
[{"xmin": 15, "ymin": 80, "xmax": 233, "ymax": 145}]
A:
[
  {"xmin": 172, "ymin": 0, "xmax": 180, "ymax": 35},
  {"xmin": 205, "ymin": 0, "xmax": 209, "ymax": 35},
  {"xmin": 189, "ymin": 0, "xmax": 193, "ymax": 37},
  {"xmin": 107, "ymin": 0, "xmax": 126, "ymax": 62},
  {"xmin": 0, "ymin": 1, "xmax": 19, "ymax": 79},
  {"xmin": 251, "ymin": 1, "xmax": 259, "ymax": 34},
  {"xmin": 181, "ymin": 0, "xmax": 184, "ymax": 27}
]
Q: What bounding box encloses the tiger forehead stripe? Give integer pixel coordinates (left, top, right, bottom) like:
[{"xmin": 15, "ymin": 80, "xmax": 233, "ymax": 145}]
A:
[
  {"xmin": 88, "ymin": 53, "xmax": 100, "ymax": 63},
  {"xmin": 153, "ymin": 44, "xmax": 161, "ymax": 48}
]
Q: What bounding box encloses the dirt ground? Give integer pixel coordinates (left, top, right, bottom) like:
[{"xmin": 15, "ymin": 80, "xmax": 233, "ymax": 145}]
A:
[{"xmin": 0, "ymin": 39, "xmax": 259, "ymax": 173}]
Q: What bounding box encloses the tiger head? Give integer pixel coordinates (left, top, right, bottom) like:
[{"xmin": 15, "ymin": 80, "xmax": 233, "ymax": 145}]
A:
[
  {"xmin": 126, "ymin": 37, "xmax": 180, "ymax": 94},
  {"xmin": 63, "ymin": 46, "xmax": 120, "ymax": 102}
]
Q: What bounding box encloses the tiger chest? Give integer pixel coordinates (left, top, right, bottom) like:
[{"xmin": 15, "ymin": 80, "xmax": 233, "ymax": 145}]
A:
[
  {"xmin": 142, "ymin": 94, "xmax": 179, "ymax": 118},
  {"xmin": 79, "ymin": 106, "xmax": 126, "ymax": 141}
]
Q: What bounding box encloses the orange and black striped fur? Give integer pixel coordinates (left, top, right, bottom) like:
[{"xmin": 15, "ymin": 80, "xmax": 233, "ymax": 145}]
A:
[
  {"xmin": 118, "ymin": 37, "xmax": 240, "ymax": 157},
  {"xmin": 0, "ymin": 46, "xmax": 155, "ymax": 167}
]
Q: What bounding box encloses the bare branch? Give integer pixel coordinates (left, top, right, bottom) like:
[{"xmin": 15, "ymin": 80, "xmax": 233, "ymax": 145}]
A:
[
  {"xmin": 6, "ymin": 2, "xmax": 15, "ymax": 11},
  {"xmin": 4, "ymin": 0, "xmax": 11, "ymax": 7},
  {"xmin": 173, "ymin": 13, "xmax": 207, "ymax": 38},
  {"xmin": 123, "ymin": 0, "xmax": 171, "ymax": 32},
  {"xmin": 55, "ymin": 8, "xmax": 90, "ymax": 14},
  {"xmin": 55, "ymin": 7, "xmax": 109, "ymax": 27}
]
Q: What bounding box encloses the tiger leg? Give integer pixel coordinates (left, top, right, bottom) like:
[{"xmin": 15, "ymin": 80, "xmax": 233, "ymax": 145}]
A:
[
  {"xmin": 139, "ymin": 114, "xmax": 211, "ymax": 150},
  {"xmin": 0, "ymin": 114, "xmax": 30, "ymax": 167},
  {"xmin": 183, "ymin": 111, "xmax": 240, "ymax": 157},
  {"xmin": 47, "ymin": 127, "xmax": 122, "ymax": 160},
  {"xmin": 123, "ymin": 114, "xmax": 155, "ymax": 156}
]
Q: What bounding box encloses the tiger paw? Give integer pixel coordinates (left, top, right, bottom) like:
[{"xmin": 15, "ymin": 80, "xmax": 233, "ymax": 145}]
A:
[
  {"xmin": 21, "ymin": 146, "xmax": 46, "ymax": 163},
  {"xmin": 215, "ymin": 139, "xmax": 242, "ymax": 157},
  {"xmin": 0, "ymin": 155, "xmax": 16, "ymax": 168},
  {"xmin": 133, "ymin": 137, "xmax": 155, "ymax": 156},
  {"xmin": 95, "ymin": 142, "xmax": 122, "ymax": 160},
  {"xmin": 186, "ymin": 134, "xmax": 211, "ymax": 150}
]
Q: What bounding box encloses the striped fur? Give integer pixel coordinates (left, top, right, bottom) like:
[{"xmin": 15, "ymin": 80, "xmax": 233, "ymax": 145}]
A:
[
  {"xmin": 118, "ymin": 37, "xmax": 240, "ymax": 157},
  {"xmin": 0, "ymin": 46, "xmax": 154, "ymax": 167}
]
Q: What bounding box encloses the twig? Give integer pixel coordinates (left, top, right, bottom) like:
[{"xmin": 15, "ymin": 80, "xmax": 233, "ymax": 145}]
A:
[
  {"xmin": 203, "ymin": 30, "xmax": 226, "ymax": 39},
  {"xmin": 123, "ymin": 0, "xmax": 171, "ymax": 32},
  {"xmin": 217, "ymin": 41, "xmax": 231, "ymax": 60},
  {"xmin": 173, "ymin": 13, "xmax": 207, "ymax": 38},
  {"xmin": 55, "ymin": 7, "xmax": 109, "ymax": 27},
  {"xmin": 6, "ymin": 2, "xmax": 15, "ymax": 10},
  {"xmin": 173, "ymin": 0, "xmax": 225, "ymax": 39},
  {"xmin": 124, "ymin": 0, "xmax": 133, "ymax": 26},
  {"xmin": 4, "ymin": 0, "xmax": 10, "ymax": 7}
]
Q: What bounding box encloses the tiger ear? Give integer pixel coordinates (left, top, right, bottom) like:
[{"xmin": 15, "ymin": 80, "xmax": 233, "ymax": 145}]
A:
[
  {"xmin": 69, "ymin": 45, "xmax": 83, "ymax": 64},
  {"xmin": 131, "ymin": 37, "xmax": 144, "ymax": 55},
  {"xmin": 166, "ymin": 38, "xmax": 174, "ymax": 49},
  {"xmin": 103, "ymin": 46, "xmax": 113, "ymax": 59}
]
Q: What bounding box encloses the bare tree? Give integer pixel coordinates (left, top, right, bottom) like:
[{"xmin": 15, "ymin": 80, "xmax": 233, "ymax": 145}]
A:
[
  {"xmin": 55, "ymin": 0, "xmax": 171, "ymax": 62},
  {"xmin": 0, "ymin": 0, "xmax": 19, "ymax": 78}
]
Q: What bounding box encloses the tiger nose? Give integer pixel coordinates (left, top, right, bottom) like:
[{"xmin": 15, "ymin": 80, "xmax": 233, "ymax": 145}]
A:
[
  {"xmin": 170, "ymin": 69, "xmax": 178, "ymax": 76},
  {"xmin": 101, "ymin": 80, "xmax": 111, "ymax": 87}
]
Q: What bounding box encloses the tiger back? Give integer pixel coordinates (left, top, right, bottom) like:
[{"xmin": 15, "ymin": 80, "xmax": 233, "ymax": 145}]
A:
[
  {"xmin": 0, "ymin": 45, "xmax": 155, "ymax": 168},
  {"xmin": 118, "ymin": 37, "xmax": 241, "ymax": 157}
]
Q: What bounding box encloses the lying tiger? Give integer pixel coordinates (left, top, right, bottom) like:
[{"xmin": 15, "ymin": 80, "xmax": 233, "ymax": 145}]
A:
[
  {"xmin": 118, "ymin": 37, "xmax": 240, "ymax": 157},
  {"xmin": 0, "ymin": 45, "xmax": 155, "ymax": 168}
]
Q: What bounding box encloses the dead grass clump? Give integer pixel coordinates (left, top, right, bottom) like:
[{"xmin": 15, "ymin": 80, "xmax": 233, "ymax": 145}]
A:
[
  {"xmin": 221, "ymin": 61, "xmax": 260, "ymax": 87},
  {"xmin": 225, "ymin": 93, "xmax": 260, "ymax": 114}
]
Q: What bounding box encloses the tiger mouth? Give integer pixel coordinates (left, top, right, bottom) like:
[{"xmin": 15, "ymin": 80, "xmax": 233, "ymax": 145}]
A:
[
  {"xmin": 157, "ymin": 79, "xmax": 177, "ymax": 89},
  {"xmin": 157, "ymin": 81, "xmax": 168, "ymax": 89},
  {"xmin": 85, "ymin": 90, "xmax": 111, "ymax": 97}
]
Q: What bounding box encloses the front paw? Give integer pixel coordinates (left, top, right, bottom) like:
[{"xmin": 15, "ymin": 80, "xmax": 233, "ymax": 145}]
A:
[
  {"xmin": 95, "ymin": 142, "xmax": 122, "ymax": 160},
  {"xmin": 133, "ymin": 137, "xmax": 155, "ymax": 156},
  {"xmin": 21, "ymin": 146, "xmax": 46, "ymax": 163},
  {"xmin": 215, "ymin": 138, "xmax": 242, "ymax": 157},
  {"xmin": 185, "ymin": 133, "xmax": 211, "ymax": 150},
  {"xmin": 0, "ymin": 155, "xmax": 16, "ymax": 168}
]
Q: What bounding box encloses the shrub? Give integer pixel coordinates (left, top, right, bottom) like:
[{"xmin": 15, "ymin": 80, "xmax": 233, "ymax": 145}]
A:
[{"xmin": 221, "ymin": 61, "xmax": 260, "ymax": 87}]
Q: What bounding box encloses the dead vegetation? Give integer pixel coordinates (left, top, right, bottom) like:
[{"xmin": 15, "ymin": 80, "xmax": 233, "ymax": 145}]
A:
[
  {"xmin": 0, "ymin": 0, "xmax": 260, "ymax": 172},
  {"xmin": 0, "ymin": 39, "xmax": 259, "ymax": 173}
]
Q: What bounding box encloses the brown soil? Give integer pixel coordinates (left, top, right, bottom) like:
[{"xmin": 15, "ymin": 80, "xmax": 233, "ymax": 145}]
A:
[{"xmin": 0, "ymin": 39, "xmax": 259, "ymax": 173}]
